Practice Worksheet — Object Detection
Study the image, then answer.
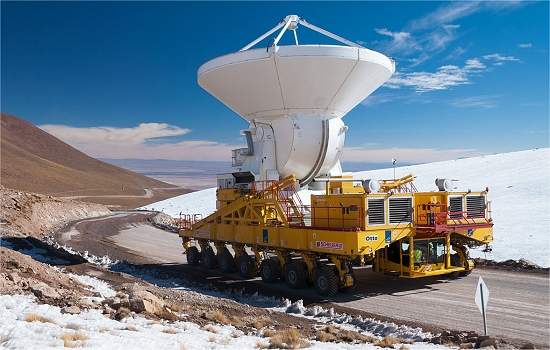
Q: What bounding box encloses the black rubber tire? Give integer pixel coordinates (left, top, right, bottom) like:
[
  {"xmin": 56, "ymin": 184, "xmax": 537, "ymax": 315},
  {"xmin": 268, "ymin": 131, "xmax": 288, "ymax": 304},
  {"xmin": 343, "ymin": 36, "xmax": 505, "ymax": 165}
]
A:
[
  {"xmin": 450, "ymin": 253, "xmax": 461, "ymax": 267},
  {"xmin": 451, "ymin": 252, "xmax": 472, "ymax": 277},
  {"xmin": 201, "ymin": 247, "xmax": 217, "ymax": 269},
  {"xmin": 237, "ymin": 254, "xmax": 256, "ymax": 279},
  {"xmin": 314, "ymin": 266, "xmax": 339, "ymax": 297},
  {"xmin": 186, "ymin": 246, "xmax": 200, "ymax": 266},
  {"xmin": 217, "ymin": 247, "xmax": 235, "ymax": 273},
  {"xmin": 284, "ymin": 261, "xmax": 308, "ymax": 289},
  {"xmin": 260, "ymin": 257, "xmax": 281, "ymax": 283},
  {"xmin": 449, "ymin": 271, "xmax": 461, "ymax": 279}
]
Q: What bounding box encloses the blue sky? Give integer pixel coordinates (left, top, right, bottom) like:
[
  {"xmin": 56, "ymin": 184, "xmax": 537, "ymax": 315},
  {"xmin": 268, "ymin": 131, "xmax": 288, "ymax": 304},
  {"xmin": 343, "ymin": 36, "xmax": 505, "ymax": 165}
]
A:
[{"xmin": 2, "ymin": 1, "xmax": 548, "ymax": 163}]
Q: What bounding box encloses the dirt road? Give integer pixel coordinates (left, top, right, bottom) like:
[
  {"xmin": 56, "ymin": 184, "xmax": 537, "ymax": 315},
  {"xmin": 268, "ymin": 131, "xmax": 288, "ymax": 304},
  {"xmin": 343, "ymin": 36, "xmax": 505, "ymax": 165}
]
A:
[{"xmin": 59, "ymin": 213, "xmax": 550, "ymax": 346}]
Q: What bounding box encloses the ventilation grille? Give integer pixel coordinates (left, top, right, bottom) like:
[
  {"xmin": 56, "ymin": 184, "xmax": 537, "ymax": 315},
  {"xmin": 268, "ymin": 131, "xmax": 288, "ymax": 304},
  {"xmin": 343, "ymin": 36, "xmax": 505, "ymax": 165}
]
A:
[
  {"xmin": 389, "ymin": 198, "xmax": 412, "ymax": 224},
  {"xmin": 367, "ymin": 199, "xmax": 385, "ymax": 225},
  {"xmin": 449, "ymin": 197, "xmax": 463, "ymax": 219},
  {"xmin": 466, "ymin": 196, "xmax": 485, "ymax": 218}
]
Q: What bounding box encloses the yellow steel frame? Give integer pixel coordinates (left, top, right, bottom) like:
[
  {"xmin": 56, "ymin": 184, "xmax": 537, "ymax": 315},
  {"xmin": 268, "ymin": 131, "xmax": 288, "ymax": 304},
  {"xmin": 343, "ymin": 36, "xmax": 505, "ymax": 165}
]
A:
[{"xmin": 179, "ymin": 174, "xmax": 491, "ymax": 283}]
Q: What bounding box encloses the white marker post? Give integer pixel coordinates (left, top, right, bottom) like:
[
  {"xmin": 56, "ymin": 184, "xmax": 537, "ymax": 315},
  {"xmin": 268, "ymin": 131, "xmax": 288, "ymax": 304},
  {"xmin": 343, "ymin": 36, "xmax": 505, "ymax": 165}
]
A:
[{"xmin": 475, "ymin": 276, "xmax": 490, "ymax": 335}]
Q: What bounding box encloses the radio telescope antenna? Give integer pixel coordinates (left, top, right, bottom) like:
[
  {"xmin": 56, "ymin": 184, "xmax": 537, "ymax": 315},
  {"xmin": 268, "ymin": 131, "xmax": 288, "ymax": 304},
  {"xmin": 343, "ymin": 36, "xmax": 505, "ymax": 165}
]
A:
[{"xmin": 199, "ymin": 14, "xmax": 395, "ymax": 186}]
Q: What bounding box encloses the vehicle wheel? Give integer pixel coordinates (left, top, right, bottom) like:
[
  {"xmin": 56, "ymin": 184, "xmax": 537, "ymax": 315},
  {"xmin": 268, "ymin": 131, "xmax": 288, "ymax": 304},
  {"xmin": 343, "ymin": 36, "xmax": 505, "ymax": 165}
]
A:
[
  {"xmin": 460, "ymin": 269, "xmax": 472, "ymax": 277},
  {"xmin": 260, "ymin": 257, "xmax": 281, "ymax": 283},
  {"xmin": 201, "ymin": 247, "xmax": 217, "ymax": 269},
  {"xmin": 314, "ymin": 265, "xmax": 339, "ymax": 297},
  {"xmin": 341, "ymin": 271, "xmax": 357, "ymax": 293},
  {"xmin": 186, "ymin": 246, "xmax": 200, "ymax": 266},
  {"xmin": 237, "ymin": 254, "xmax": 256, "ymax": 278},
  {"xmin": 449, "ymin": 271, "xmax": 461, "ymax": 279},
  {"xmin": 285, "ymin": 261, "xmax": 308, "ymax": 289},
  {"xmin": 218, "ymin": 247, "xmax": 235, "ymax": 273},
  {"xmin": 450, "ymin": 253, "xmax": 460, "ymax": 267}
]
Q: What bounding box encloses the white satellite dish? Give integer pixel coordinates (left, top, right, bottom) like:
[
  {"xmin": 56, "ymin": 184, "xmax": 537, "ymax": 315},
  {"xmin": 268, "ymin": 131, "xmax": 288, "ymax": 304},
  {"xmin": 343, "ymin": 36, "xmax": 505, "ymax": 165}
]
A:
[{"xmin": 198, "ymin": 15, "xmax": 395, "ymax": 185}]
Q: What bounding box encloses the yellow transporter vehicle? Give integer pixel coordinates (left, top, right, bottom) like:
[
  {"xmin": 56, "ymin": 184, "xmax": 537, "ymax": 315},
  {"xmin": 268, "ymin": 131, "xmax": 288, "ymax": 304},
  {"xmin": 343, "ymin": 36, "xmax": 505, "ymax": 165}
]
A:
[
  {"xmin": 179, "ymin": 15, "xmax": 494, "ymax": 296},
  {"xmin": 179, "ymin": 175, "xmax": 493, "ymax": 296}
]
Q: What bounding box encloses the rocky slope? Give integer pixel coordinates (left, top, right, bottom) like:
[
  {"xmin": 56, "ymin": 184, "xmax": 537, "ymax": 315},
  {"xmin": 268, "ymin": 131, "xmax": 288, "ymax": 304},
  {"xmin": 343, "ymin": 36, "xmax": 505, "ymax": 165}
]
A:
[{"xmin": 1, "ymin": 113, "xmax": 188, "ymax": 207}]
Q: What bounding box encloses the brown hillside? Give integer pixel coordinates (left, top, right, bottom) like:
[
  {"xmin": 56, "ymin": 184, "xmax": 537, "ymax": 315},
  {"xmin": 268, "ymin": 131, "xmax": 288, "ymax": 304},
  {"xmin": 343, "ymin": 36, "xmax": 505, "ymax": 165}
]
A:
[{"xmin": 0, "ymin": 113, "xmax": 188, "ymax": 207}]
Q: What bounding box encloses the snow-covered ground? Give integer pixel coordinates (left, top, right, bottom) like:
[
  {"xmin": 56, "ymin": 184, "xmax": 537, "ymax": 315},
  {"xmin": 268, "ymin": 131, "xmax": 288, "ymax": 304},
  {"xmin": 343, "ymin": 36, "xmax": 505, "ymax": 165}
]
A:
[
  {"xmin": 141, "ymin": 149, "xmax": 550, "ymax": 267},
  {"xmin": 0, "ymin": 275, "xmax": 448, "ymax": 350}
]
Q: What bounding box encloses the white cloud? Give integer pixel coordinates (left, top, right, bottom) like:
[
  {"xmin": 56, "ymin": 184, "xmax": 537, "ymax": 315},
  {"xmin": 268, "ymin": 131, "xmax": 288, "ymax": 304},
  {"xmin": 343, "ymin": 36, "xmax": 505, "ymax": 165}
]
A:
[
  {"xmin": 40, "ymin": 123, "xmax": 191, "ymax": 145},
  {"xmin": 371, "ymin": 1, "xmax": 526, "ymax": 65},
  {"xmin": 342, "ymin": 146, "xmax": 481, "ymax": 163},
  {"xmin": 408, "ymin": 1, "xmax": 524, "ymax": 31},
  {"xmin": 423, "ymin": 24, "xmax": 460, "ymax": 52},
  {"xmin": 372, "ymin": 25, "xmax": 459, "ymax": 64},
  {"xmin": 464, "ymin": 58, "xmax": 486, "ymax": 70},
  {"xmin": 408, "ymin": 2, "xmax": 482, "ymax": 31},
  {"xmin": 445, "ymin": 46, "xmax": 467, "ymax": 61},
  {"xmin": 385, "ymin": 54, "xmax": 519, "ymax": 93},
  {"xmin": 450, "ymin": 95, "xmax": 499, "ymax": 109},
  {"xmin": 39, "ymin": 123, "xmax": 241, "ymax": 161},
  {"xmin": 518, "ymin": 43, "xmax": 532, "ymax": 48},
  {"xmin": 482, "ymin": 53, "xmax": 521, "ymax": 64},
  {"xmin": 385, "ymin": 57, "xmax": 486, "ymax": 92},
  {"xmin": 374, "ymin": 28, "xmax": 418, "ymax": 55}
]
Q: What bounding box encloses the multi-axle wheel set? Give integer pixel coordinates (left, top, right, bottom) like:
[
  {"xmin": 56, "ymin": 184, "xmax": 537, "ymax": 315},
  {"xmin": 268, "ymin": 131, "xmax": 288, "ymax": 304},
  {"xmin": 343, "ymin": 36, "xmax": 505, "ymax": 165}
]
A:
[{"xmin": 183, "ymin": 239, "xmax": 355, "ymax": 297}]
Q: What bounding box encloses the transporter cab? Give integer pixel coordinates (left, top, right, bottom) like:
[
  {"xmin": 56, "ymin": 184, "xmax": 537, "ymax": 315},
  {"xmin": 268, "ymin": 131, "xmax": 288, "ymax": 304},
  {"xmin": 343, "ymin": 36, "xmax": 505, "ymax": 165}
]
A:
[{"xmin": 179, "ymin": 174, "xmax": 494, "ymax": 296}]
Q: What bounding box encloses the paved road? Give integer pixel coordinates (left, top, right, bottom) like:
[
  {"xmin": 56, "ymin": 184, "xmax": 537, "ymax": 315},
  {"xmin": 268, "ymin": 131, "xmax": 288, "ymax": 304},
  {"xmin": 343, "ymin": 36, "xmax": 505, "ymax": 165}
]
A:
[
  {"xmin": 69, "ymin": 213, "xmax": 550, "ymax": 345},
  {"xmin": 341, "ymin": 267, "xmax": 549, "ymax": 345},
  {"xmin": 61, "ymin": 188, "xmax": 154, "ymax": 199}
]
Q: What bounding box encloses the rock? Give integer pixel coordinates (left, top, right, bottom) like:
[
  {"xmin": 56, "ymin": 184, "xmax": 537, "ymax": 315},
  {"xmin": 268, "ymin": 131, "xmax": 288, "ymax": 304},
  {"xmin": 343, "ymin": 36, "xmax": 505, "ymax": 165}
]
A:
[
  {"xmin": 5, "ymin": 260, "xmax": 19, "ymax": 270},
  {"xmin": 519, "ymin": 342, "xmax": 536, "ymax": 349},
  {"xmin": 128, "ymin": 289, "xmax": 165, "ymax": 315},
  {"xmin": 460, "ymin": 343, "xmax": 475, "ymax": 349},
  {"xmin": 79, "ymin": 299, "xmax": 96, "ymax": 308},
  {"xmin": 104, "ymin": 296, "xmax": 121, "ymax": 309},
  {"xmin": 479, "ymin": 337, "xmax": 498, "ymax": 348},
  {"xmin": 29, "ymin": 281, "xmax": 60, "ymax": 299},
  {"xmin": 114, "ymin": 307, "xmax": 131, "ymax": 321},
  {"xmin": 62, "ymin": 306, "xmax": 81, "ymax": 314},
  {"xmin": 102, "ymin": 305, "xmax": 114, "ymax": 315},
  {"xmin": 7, "ymin": 272, "xmax": 21, "ymax": 284}
]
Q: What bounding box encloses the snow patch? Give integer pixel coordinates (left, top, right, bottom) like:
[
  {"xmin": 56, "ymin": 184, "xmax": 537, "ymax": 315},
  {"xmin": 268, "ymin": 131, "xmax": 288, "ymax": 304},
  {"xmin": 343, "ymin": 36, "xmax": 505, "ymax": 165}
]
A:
[
  {"xmin": 44, "ymin": 237, "xmax": 119, "ymax": 267},
  {"xmin": 0, "ymin": 294, "xmax": 450, "ymax": 349},
  {"xmin": 279, "ymin": 299, "xmax": 430, "ymax": 341},
  {"xmin": 68, "ymin": 274, "xmax": 116, "ymax": 299}
]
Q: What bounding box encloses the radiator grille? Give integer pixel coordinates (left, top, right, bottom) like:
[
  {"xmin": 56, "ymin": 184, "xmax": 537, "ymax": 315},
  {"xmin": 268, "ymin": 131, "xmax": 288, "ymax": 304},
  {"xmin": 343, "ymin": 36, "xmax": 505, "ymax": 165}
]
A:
[
  {"xmin": 367, "ymin": 199, "xmax": 385, "ymax": 225},
  {"xmin": 449, "ymin": 197, "xmax": 463, "ymax": 219},
  {"xmin": 389, "ymin": 198, "xmax": 412, "ymax": 224},
  {"xmin": 466, "ymin": 196, "xmax": 485, "ymax": 218}
]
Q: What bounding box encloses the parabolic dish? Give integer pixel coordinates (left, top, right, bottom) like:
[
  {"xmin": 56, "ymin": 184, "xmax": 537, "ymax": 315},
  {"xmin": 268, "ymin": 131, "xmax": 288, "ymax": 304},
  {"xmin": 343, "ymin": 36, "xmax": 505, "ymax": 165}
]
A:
[{"xmin": 198, "ymin": 45, "xmax": 395, "ymax": 121}]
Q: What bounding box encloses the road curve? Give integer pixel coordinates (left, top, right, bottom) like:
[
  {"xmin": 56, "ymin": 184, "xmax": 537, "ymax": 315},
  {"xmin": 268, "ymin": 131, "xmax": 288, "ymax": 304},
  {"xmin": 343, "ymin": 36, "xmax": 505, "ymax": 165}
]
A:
[
  {"xmin": 62, "ymin": 213, "xmax": 550, "ymax": 346},
  {"xmin": 61, "ymin": 188, "xmax": 154, "ymax": 199}
]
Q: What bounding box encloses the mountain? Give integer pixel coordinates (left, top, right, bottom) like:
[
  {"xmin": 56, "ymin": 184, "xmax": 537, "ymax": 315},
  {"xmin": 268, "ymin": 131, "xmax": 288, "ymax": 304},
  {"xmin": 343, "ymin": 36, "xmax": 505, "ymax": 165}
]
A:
[
  {"xmin": 0, "ymin": 113, "xmax": 188, "ymax": 207},
  {"xmin": 141, "ymin": 148, "xmax": 550, "ymax": 267}
]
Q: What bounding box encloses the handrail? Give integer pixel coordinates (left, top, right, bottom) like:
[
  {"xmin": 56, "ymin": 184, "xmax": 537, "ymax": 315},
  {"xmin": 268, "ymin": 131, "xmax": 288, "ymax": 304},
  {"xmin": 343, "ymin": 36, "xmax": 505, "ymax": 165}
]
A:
[{"xmin": 415, "ymin": 203, "xmax": 492, "ymax": 230}]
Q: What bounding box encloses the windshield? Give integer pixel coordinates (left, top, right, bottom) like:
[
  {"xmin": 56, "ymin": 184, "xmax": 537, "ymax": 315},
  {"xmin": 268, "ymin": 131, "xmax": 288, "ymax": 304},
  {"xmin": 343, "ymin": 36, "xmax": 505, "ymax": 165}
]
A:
[{"xmin": 413, "ymin": 239, "xmax": 446, "ymax": 264}]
